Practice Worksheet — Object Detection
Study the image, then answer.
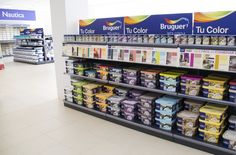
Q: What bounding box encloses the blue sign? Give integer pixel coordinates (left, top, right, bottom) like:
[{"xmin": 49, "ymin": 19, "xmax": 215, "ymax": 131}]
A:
[
  {"xmin": 79, "ymin": 17, "xmax": 124, "ymax": 35},
  {"xmin": 124, "ymin": 13, "xmax": 193, "ymax": 35},
  {"xmin": 194, "ymin": 11, "xmax": 236, "ymax": 35},
  {"xmin": 20, "ymin": 28, "xmax": 44, "ymax": 35},
  {"xmin": 0, "ymin": 9, "xmax": 36, "ymax": 21}
]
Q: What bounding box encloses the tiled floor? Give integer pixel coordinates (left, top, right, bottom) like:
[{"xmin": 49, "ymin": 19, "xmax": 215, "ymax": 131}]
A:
[{"xmin": 0, "ymin": 62, "xmax": 211, "ymax": 155}]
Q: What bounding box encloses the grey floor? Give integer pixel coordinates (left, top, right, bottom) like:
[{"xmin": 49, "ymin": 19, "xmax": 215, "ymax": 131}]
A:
[{"xmin": 0, "ymin": 61, "xmax": 211, "ymax": 155}]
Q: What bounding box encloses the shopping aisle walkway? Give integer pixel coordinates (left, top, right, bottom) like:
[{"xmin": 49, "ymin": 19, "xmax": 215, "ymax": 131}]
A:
[{"xmin": 0, "ymin": 62, "xmax": 211, "ymax": 155}]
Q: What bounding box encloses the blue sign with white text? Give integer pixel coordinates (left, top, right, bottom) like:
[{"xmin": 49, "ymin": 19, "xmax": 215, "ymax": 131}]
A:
[
  {"xmin": 194, "ymin": 11, "xmax": 236, "ymax": 35},
  {"xmin": 0, "ymin": 9, "xmax": 36, "ymax": 21},
  {"xmin": 79, "ymin": 17, "xmax": 124, "ymax": 35},
  {"xmin": 124, "ymin": 13, "xmax": 192, "ymax": 35}
]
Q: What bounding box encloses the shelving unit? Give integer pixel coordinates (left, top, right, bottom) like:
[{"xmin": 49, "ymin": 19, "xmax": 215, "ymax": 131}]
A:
[
  {"xmin": 68, "ymin": 73, "xmax": 236, "ymax": 107},
  {"xmin": 13, "ymin": 28, "xmax": 54, "ymax": 65},
  {"xmin": 63, "ymin": 36, "xmax": 236, "ymax": 155},
  {"xmin": 0, "ymin": 24, "xmax": 28, "ymax": 57}
]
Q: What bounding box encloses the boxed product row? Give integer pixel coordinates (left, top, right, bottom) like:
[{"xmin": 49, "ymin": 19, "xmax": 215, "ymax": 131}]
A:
[
  {"xmin": 63, "ymin": 44, "xmax": 236, "ymax": 72},
  {"xmin": 65, "ymin": 59, "xmax": 236, "ymax": 102},
  {"xmin": 64, "ymin": 34, "xmax": 236, "ymax": 46},
  {"xmin": 64, "ymin": 80, "xmax": 236, "ymax": 150}
]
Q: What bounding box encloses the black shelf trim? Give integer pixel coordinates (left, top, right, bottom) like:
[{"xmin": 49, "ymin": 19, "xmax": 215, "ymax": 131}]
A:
[
  {"xmin": 64, "ymin": 101, "xmax": 235, "ymax": 155},
  {"xmin": 179, "ymin": 44, "xmax": 236, "ymax": 51},
  {"xmin": 108, "ymin": 81, "xmax": 177, "ymax": 96},
  {"xmin": 63, "ymin": 41, "xmax": 178, "ymax": 48},
  {"xmin": 14, "ymin": 59, "xmax": 54, "ymax": 65},
  {"xmin": 70, "ymin": 74, "xmax": 108, "ymax": 83},
  {"xmin": 64, "ymin": 41, "xmax": 107, "ymax": 45},
  {"xmin": 68, "ymin": 74, "xmax": 236, "ymax": 107},
  {"xmin": 63, "ymin": 55, "xmax": 236, "ymax": 74},
  {"xmin": 108, "ymin": 42, "xmax": 178, "ymax": 48},
  {"xmin": 178, "ymin": 93, "xmax": 236, "ymax": 107},
  {"xmin": 18, "ymin": 44, "xmax": 44, "ymax": 47}
]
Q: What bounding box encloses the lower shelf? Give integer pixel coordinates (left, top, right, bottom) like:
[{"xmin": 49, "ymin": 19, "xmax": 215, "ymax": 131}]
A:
[
  {"xmin": 64, "ymin": 100, "xmax": 236, "ymax": 155},
  {"xmin": 14, "ymin": 59, "xmax": 54, "ymax": 65}
]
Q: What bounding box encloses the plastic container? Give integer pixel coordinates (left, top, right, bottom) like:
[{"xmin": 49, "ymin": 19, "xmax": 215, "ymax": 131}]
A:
[
  {"xmin": 64, "ymin": 94, "xmax": 73, "ymax": 102},
  {"xmin": 155, "ymin": 109, "xmax": 176, "ymax": 121},
  {"xmin": 72, "ymin": 81, "xmax": 88, "ymax": 90},
  {"xmin": 122, "ymin": 111, "xmax": 135, "ymax": 121},
  {"xmin": 97, "ymin": 70, "xmax": 109, "ymax": 80},
  {"xmin": 199, "ymin": 118, "xmax": 226, "ymax": 133},
  {"xmin": 141, "ymin": 78, "xmax": 157, "ymax": 88},
  {"xmin": 138, "ymin": 106, "xmax": 153, "ymax": 117},
  {"xmin": 230, "ymin": 79, "xmax": 236, "ymax": 90},
  {"xmin": 177, "ymin": 110, "xmax": 199, "ymax": 128},
  {"xmin": 74, "ymin": 96, "xmax": 83, "ymax": 105},
  {"xmin": 123, "ymin": 68, "xmax": 139, "ymax": 77},
  {"xmin": 95, "ymin": 102, "xmax": 108, "ymax": 112},
  {"xmin": 95, "ymin": 93, "xmax": 113, "ymax": 103},
  {"xmin": 140, "ymin": 69, "xmax": 162, "ymax": 80},
  {"xmin": 155, "ymin": 96, "xmax": 181, "ymax": 112},
  {"xmin": 83, "ymin": 99, "xmax": 95, "ymax": 109},
  {"xmin": 139, "ymin": 115, "xmax": 153, "ymax": 125},
  {"xmin": 84, "ymin": 70, "xmax": 97, "ymax": 78},
  {"xmin": 222, "ymin": 130, "xmax": 236, "ymax": 150},
  {"xmin": 203, "ymin": 76, "xmax": 228, "ymax": 89},
  {"xmin": 121, "ymin": 99, "xmax": 138, "ymax": 113},
  {"xmin": 177, "ymin": 124, "xmax": 197, "ymax": 137},
  {"xmin": 181, "ymin": 83, "xmax": 201, "ymax": 96},
  {"xmin": 109, "ymin": 67, "xmax": 123, "ymax": 74},
  {"xmin": 198, "ymin": 128, "xmax": 223, "ymax": 144},
  {"xmin": 82, "ymin": 84, "xmax": 101, "ymax": 94},
  {"xmin": 128, "ymin": 89, "xmax": 145, "ymax": 100},
  {"xmin": 107, "ymin": 95, "xmax": 125, "ymax": 107},
  {"xmin": 139, "ymin": 93, "xmax": 160, "ymax": 108},
  {"xmin": 82, "ymin": 93, "xmax": 95, "ymax": 102},
  {"xmin": 114, "ymin": 87, "xmax": 129, "ymax": 97},
  {"xmin": 107, "ymin": 106, "xmax": 121, "ymax": 116},
  {"xmin": 229, "ymin": 115, "xmax": 236, "ymax": 130},
  {"xmin": 159, "ymin": 72, "xmax": 184, "ymax": 83},
  {"xmin": 103, "ymin": 85, "xmax": 115, "ymax": 93},
  {"xmin": 181, "ymin": 75, "xmax": 202, "ymax": 85},
  {"xmin": 184, "ymin": 99, "xmax": 205, "ymax": 113},
  {"xmin": 229, "ymin": 89, "xmax": 236, "ymax": 102},
  {"xmin": 160, "ymin": 80, "xmax": 179, "ymax": 92},
  {"xmin": 109, "ymin": 72, "xmax": 122, "ymax": 83},
  {"xmin": 123, "ymin": 76, "xmax": 138, "ymax": 85},
  {"xmin": 202, "ymin": 86, "xmax": 226, "ymax": 100},
  {"xmin": 199, "ymin": 104, "xmax": 228, "ymax": 123},
  {"xmin": 155, "ymin": 118, "xmax": 176, "ymax": 131}
]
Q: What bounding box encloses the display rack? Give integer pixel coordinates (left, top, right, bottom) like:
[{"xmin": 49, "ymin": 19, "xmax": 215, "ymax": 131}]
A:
[
  {"xmin": 0, "ymin": 24, "xmax": 28, "ymax": 57},
  {"xmin": 13, "ymin": 28, "xmax": 54, "ymax": 65},
  {"xmin": 63, "ymin": 37, "xmax": 236, "ymax": 154}
]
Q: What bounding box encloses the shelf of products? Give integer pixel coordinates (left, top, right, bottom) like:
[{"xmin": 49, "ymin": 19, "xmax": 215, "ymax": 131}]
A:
[
  {"xmin": 64, "ymin": 101, "xmax": 235, "ymax": 155},
  {"xmin": 63, "ymin": 33, "xmax": 236, "ymax": 155},
  {"xmin": 69, "ymin": 73, "xmax": 236, "ymax": 107},
  {"xmin": 13, "ymin": 28, "xmax": 54, "ymax": 65}
]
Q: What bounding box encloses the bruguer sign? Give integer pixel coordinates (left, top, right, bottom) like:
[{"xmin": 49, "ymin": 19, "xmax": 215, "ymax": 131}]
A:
[{"xmin": 0, "ymin": 8, "xmax": 36, "ymax": 21}]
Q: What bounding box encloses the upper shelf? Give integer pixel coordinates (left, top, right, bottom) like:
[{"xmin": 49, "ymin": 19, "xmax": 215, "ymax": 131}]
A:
[
  {"xmin": 63, "ymin": 41, "xmax": 178, "ymax": 48},
  {"xmin": 179, "ymin": 44, "xmax": 236, "ymax": 51},
  {"xmin": 64, "ymin": 41, "xmax": 236, "ymax": 50}
]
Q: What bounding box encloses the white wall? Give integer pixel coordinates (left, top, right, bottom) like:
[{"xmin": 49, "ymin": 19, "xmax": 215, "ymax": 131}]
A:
[
  {"xmin": 50, "ymin": 0, "xmax": 88, "ymax": 100},
  {"xmin": 87, "ymin": 0, "xmax": 236, "ymax": 18},
  {"xmin": 0, "ymin": 0, "xmax": 52, "ymax": 34}
]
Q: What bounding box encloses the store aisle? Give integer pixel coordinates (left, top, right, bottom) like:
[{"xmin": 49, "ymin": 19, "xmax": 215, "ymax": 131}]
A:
[{"xmin": 0, "ymin": 62, "xmax": 211, "ymax": 155}]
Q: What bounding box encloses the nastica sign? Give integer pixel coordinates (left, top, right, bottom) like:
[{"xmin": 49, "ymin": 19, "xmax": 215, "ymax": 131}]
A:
[
  {"xmin": 79, "ymin": 17, "xmax": 124, "ymax": 35},
  {"xmin": 0, "ymin": 9, "xmax": 36, "ymax": 21},
  {"xmin": 194, "ymin": 11, "xmax": 236, "ymax": 35}
]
